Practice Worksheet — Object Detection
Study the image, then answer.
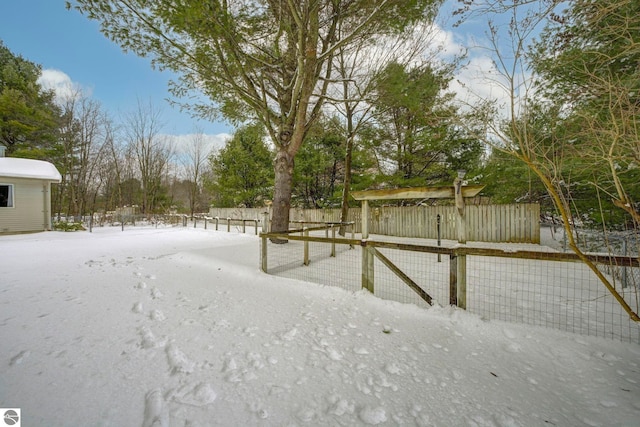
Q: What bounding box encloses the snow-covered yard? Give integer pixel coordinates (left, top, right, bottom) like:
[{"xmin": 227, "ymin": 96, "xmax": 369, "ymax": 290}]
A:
[{"xmin": 1, "ymin": 227, "xmax": 639, "ymax": 426}]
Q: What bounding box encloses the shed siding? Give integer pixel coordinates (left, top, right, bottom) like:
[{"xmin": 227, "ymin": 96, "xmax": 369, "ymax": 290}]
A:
[{"xmin": 0, "ymin": 177, "xmax": 48, "ymax": 233}]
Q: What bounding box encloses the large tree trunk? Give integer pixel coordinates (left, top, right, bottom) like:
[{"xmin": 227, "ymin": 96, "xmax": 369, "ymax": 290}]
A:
[{"xmin": 271, "ymin": 148, "xmax": 295, "ymax": 239}]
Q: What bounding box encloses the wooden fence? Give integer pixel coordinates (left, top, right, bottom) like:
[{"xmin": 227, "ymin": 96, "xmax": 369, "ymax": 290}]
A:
[
  {"xmin": 210, "ymin": 203, "xmax": 540, "ymax": 243},
  {"xmin": 259, "ymin": 230, "xmax": 640, "ymax": 343}
]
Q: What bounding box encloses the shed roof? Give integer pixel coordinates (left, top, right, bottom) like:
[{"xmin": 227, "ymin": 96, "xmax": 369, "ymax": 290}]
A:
[{"xmin": 0, "ymin": 157, "xmax": 62, "ymax": 182}]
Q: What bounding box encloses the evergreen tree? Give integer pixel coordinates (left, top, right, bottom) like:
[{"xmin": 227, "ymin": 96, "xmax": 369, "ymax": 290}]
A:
[
  {"xmin": 370, "ymin": 62, "xmax": 482, "ymax": 188},
  {"xmin": 0, "ymin": 40, "xmax": 60, "ymax": 158},
  {"xmin": 209, "ymin": 124, "xmax": 273, "ymax": 208}
]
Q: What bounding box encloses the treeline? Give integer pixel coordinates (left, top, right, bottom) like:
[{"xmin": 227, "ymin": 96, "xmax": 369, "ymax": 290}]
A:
[
  {"xmin": 1, "ymin": 39, "xmax": 486, "ymax": 218},
  {"xmin": 2, "ymin": 0, "xmax": 639, "ymax": 233},
  {"xmin": 1, "ymin": 40, "xmax": 209, "ymax": 217}
]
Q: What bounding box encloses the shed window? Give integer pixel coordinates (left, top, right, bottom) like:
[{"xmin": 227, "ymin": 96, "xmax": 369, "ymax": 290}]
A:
[{"xmin": 0, "ymin": 184, "xmax": 13, "ymax": 208}]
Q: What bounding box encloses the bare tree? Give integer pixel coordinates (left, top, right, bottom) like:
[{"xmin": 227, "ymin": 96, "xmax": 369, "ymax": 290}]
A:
[
  {"xmin": 56, "ymin": 88, "xmax": 110, "ymax": 218},
  {"xmin": 181, "ymin": 131, "xmax": 212, "ymax": 218},
  {"xmin": 122, "ymin": 100, "xmax": 174, "ymax": 214}
]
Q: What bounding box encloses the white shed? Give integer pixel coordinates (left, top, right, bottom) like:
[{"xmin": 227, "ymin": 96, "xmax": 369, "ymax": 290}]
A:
[{"xmin": 0, "ymin": 152, "xmax": 62, "ymax": 234}]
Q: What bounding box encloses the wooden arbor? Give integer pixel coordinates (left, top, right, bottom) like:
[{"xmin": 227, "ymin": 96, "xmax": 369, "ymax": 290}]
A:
[
  {"xmin": 351, "ymin": 183, "xmax": 485, "ymax": 309},
  {"xmin": 351, "ymin": 184, "xmax": 485, "ymax": 242}
]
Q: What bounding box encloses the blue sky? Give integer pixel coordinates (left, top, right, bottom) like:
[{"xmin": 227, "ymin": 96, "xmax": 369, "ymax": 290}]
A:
[
  {"xmin": 0, "ymin": 1, "xmax": 232, "ymax": 138},
  {"xmin": 0, "ymin": 1, "xmax": 514, "ymax": 145}
]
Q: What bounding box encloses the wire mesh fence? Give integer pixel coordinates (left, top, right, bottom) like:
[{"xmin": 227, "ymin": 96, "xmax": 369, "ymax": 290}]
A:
[
  {"xmin": 261, "ymin": 231, "xmax": 640, "ymax": 344},
  {"xmin": 466, "ymin": 254, "xmax": 639, "ymax": 342},
  {"xmin": 54, "ymin": 214, "xmax": 264, "ymax": 234}
]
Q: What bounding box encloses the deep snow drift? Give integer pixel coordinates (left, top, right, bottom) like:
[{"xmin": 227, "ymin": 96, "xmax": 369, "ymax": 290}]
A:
[{"xmin": 1, "ymin": 227, "xmax": 639, "ymax": 426}]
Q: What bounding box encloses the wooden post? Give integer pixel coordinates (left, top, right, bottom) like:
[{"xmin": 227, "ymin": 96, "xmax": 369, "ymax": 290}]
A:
[
  {"xmin": 350, "ymin": 223, "xmax": 355, "ymax": 249},
  {"xmin": 449, "ymin": 254, "xmax": 457, "ymax": 306},
  {"xmin": 254, "ymin": 219, "xmax": 258, "ymax": 235},
  {"xmin": 450, "ymin": 252, "xmax": 467, "ymax": 309},
  {"xmin": 260, "ymin": 235, "xmax": 267, "ymax": 272},
  {"xmin": 457, "ymin": 253, "xmax": 467, "ymax": 309},
  {"xmin": 361, "ymin": 242, "xmax": 374, "ymax": 293},
  {"xmin": 331, "ymin": 225, "xmax": 336, "ymax": 257},
  {"xmin": 362, "ymin": 200, "xmax": 369, "ymax": 239},
  {"xmin": 204, "ymin": 217, "xmax": 208, "ymax": 229},
  {"xmin": 215, "ymin": 216, "xmax": 219, "ymax": 231},
  {"xmin": 303, "ymin": 228, "xmax": 310, "ymax": 266},
  {"xmin": 262, "ymin": 212, "xmax": 270, "ymax": 233},
  {"xmin": 454, "ymin": 177, "xmax": 466, "ymax": 244},
  {"xmin": 242, "ymin": 219, "xmax": 246, "ymax": 234},
  {"xmin": 227, "ymin": 217, "xmax": 231, "ymax": 232}
]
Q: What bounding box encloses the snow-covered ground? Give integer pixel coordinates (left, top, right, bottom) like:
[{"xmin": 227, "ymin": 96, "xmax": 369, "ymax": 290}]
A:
[{"xmin": 1, "ymin": 227, "xmax": 639, "ymax": 426}]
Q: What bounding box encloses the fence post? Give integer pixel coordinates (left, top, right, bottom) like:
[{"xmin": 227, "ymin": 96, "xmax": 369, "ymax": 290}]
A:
[
  {"xmin": 242, "ymin": 220, "xmax": 246, "ymax": 234},
  {"xmin": 331, "ymin": 225, "xmax": 336, "ymax": 257},
  {"xmin": 622, "ymin": 238, "xmax": 628, "ymax": 288},
  {"xmin": 227, "ymin": 217, "xmax": 231, "ymax": 232},
  {"xmin": 350, "ymin": 223, "xmax": 355, "ymax": 249},
  {"xmin": 362, "ymin": 201, "xmax": 370, "ymax": 239},
  {"xmin": 457, "ymin": 254, "xmax": 467, "ymax": 309},
  {"xmin": 261, "ymin": 234, "xmax": 268, "ymax": 272},
  {"xmin": 215, "ymin": 217, "xmax": 219, "ymax": 231},
  {"xmin": 449, "ymin": 254, "xmax": 457, "ymax": 306},
  {"xmin": 205, "ymin": 217, "xmax": 208, "ymax": 230},
  {"xmin": 194, "ymin": 217, "xmax": 197, "ymax": 228},
  {"xmin": 361, "ymin": 241, "xmax": 374, "ymax": 293},
  {"xmin": 437, "ymin": 214, "xmax": 442, "ymax": 262},
  {"xmin": 303, "ymin": 228, "xmax": 310, "ymax": 266},
  {"xmin": 254, "ymin": 219, "xmax": 258, "ymax": 235},
  {"xmin": 262, "ymin": 212, "xmax": 270, "ymax": 233}
]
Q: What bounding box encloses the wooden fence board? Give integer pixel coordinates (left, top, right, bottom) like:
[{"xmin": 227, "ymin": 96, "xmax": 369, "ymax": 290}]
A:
[{"xmin": 211, "ymin": 203, "xmax": 540, "ymax": 243}]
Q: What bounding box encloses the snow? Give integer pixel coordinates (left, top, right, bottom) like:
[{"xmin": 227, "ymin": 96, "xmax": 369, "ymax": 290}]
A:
[
  {"xmin": 0, "ymin": 157, "xmax": 62, "ymax": 182},
  {"xmin": 1, "ymin": 227, "xmax": 639, "ymax": 426}
]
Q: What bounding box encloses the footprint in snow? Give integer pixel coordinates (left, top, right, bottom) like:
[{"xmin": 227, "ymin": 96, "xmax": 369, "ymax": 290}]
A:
[
  {"xmin": 139, "ymin": 326, "xmax": 165, "ymax": 349},
  {"xmin": 132, "ymin": 302, "xmax": 144, "ymax": 314},
  {"xmin": 281, "ymin": 328, "xmax": 298, "ymax": 341},
  {"xmin": 167, "ymin": 382, "xmax": 217, "ymax": 407},
  {"xmin": 359, "ymin": 406, "xmax": 387, "ymax": 425},
  {"xmin": 142, "ymin": 389, "xmax": 169, "ymax": 427},
  {"xmin": 149, "ymin": 309, "xmax": 166, "ymax": 322},
  {"xmin": 327, "ymin": 395, "xmax": 354, "ymax": 416},
  {"xmin": 9, "ymin": 350, "xmax": 30, "ymax": 366},
  {"xmin": 166, "ymin": 344, "xmax": 195, "ymax": 375}
]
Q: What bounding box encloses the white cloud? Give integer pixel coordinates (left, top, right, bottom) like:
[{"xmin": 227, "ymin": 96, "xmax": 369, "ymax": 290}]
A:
[
  {"xmin": 429, "ymin": 23, "xmax": 465, "ymax": 60},
  {"xmin": 168, "ymin": 132, "xmax": 231, "ymax": 155},
  {"xmin": 37, "ymin": 69, "xmax": 89, "ymax": 103}
]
